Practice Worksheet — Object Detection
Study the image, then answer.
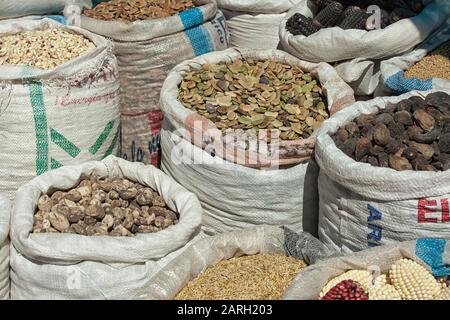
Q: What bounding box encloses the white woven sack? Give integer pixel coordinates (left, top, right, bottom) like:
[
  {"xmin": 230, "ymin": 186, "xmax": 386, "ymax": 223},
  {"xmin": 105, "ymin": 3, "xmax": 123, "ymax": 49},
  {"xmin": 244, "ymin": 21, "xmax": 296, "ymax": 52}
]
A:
[
  {"xmin": 10, "ymin": 156, "xmax": 203, "ymax": 299},
  {"xmin": 217, "ymin": 0, "xmax": 302, "ymax": 49},
  {"xmin": 0, "ymin": 19, "xmax": 120, "ymax": 200},
  {"xmin": 160, "ymin": 47, "xmax": 354, "ymax": 235},
  {"xmin": 0, "ymin": 194, "xmax": 10, "ymax": 300},
  {"xmin": 280, "ymin": 0, "xmax": 450, "ymax": 62},
  {"xmin": 380, "ymin": 19, "xmax": 450, "ymax": 95},
  {"xmin": 139, "ymin": 225, "xmax": 289, "ymax": 299},
  {"xmin": 315, "ymin": 90, "xmax": 450, "ymax": 254},
  {"xmin": 279, "ymin": 0, "xmax": 450, "ymax": 96},
  {"xmin": 0, "ymin": 0, "xmax": 92, "ymax": 20},
  {"xmin": 284, "ymin": 238, "xmax": 450, "ymax": 299},
  {"xmin": 81, "ymin": 1, "xmax": 229, "ymax": 166}
]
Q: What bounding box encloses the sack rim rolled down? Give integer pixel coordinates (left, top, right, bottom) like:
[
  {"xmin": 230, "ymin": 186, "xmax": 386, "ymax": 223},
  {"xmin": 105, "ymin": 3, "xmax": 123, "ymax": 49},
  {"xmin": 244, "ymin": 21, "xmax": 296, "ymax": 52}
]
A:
[
  {"xmin": 0, "ymin": 18, "xmax": 114, "ymax": 83},
  {"xmin": 315, "ymin": 90, "xmax": 450, "ymax": 201},
  {"xmin": 216, "ymin": 0, "xmax": 302, "ymax": 14},
  {"xmin": 279, "ymin": 0, "xmax": 450, "ymax": 63},
  {"xmin": 159, "ymin": 47, "xmax": 355, "ymax": 168},
  {"xmin": 80, "ymin": 0, "xmax": 217, "ymax": 42},
  {"xmin": 10, "ymin": 156, "xmax": 203, "ymax": 264}
]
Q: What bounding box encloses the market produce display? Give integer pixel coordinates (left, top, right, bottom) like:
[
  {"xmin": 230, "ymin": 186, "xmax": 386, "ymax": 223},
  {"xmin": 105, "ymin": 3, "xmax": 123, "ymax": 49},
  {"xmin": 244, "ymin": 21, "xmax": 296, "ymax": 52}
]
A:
[
  {"xmin": 319, "ymin": 258, "xmax": 448, "ymax": 300},
  {"xmin": 174, "ymin": 254, "xmax": 307, "ymax": 300},
  {"xmin": 286, "ymin": 0, "xmax": 423, "ymax": 36},
  {"xmin": 332, "ymin": 91, "xmax": 450, "ymax": 171},
  {"xmin": 178, "ymin": 59, "xmax": 329, "ymax": 141},
  {"xmin": 82, "ymin": 0, "xmax": 196, "ymax": 21},
  {"xmin": 404, "ymin": 40, "xmax": 450, "ymax": 81},
  {"xmin": 0, "ymin": 28, "xmax": 95, "ymax": 69},
  {"xmin": 33, "ymin": 175, "xmax": 179, "ymax": 236},
  {"xmin": 0, "ymin": 0, "xmax": 449, "ymax": 302}
]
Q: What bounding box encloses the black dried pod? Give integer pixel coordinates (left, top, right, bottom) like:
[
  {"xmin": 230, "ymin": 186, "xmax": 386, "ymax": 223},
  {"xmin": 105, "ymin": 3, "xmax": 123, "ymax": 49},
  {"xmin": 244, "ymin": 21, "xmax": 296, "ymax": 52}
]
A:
[
  {"xmin": 286, "ymin": 13, "xmax": 320, "ymax": 36},
  {"xmin": 313, "ymin": 1, "xmax": 344, "ymax": 27},
  {"xmin": 412, "ymin": 127, "xmax": 441, "ymax": 144},
  {"xmin": 338, "ymin": 7, "xmax": 369, "ymax": 29},
  {"xmin": 356, "ymin": 114, "xmax": 375, "ymax": 127}
]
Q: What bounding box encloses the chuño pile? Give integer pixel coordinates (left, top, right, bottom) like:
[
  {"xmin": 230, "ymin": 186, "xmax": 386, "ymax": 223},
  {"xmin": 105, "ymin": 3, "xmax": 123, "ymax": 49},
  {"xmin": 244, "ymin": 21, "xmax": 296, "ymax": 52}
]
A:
[
  {"xmin": 178, "ymin": 59, "xmax": 329, "ymax": 141},
  {"xmin": 332, "ymin": 91, "xmax": 450, "ymax": 171},
  {"xmin": 286, "ymin": 0, "xmax": 424, "ymax": 36},
  {"xmin": 33, "ymin": 175, "xmax": 179, "ymax": 236}
]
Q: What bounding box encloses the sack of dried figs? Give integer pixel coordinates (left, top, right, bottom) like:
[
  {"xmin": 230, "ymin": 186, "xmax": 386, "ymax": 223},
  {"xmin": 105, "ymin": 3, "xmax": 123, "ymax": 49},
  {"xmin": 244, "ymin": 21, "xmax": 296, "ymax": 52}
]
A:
[
  {"xmin": 380, "ymin": 20, "xmax": 450, "ymax": 95},
  {"xmin": 160, "ymin": 47, "xmax": 354, "ymax": 235},
  {"xmin": 0, "ymin": 19, "xmax": 120, "ymax": 200},
  {"xmin": 140, "ymin": 225, "xmax": 329, "ymax": 299},
  {"xmin": 9, "ymin": 156, "xmax": 203, "ymax": 299},
  {"xmin": 80, "ymin": 0, "xmax": 230, "ymax": 167},
  {"xmin": 0, "ymin": 194, "xmax": 10, "ymax": 300},
  {"xmin": 216, "ymin": 0, "xmax": 302, "ymax": 49},
  {"xmin": 279, "ymin": 0, "xmax": 450, "ymax": 95},
  {"xmin": 315, "ymin": 90, "xmax": 450, "ymax": 254}
]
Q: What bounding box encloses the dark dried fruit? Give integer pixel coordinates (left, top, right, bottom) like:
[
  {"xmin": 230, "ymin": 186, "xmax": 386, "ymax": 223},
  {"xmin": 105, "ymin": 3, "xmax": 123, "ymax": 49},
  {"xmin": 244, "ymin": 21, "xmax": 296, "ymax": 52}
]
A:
[
  {"xmin": 338, "ymin": 8, "xmax": 369, "ymax": 30},
  {"xmin": 402, "ymin": 147, "xmax": 418, "ymax": 160},
  {"xmin": 373, "ymin": 123, "xmax": 391, "ymax": 146},
  {"xmin": 414, "ymin": 109, "xmax": 435, "ymax": 132},
  {"xmin": 394, "ymin": 110, "xmax": 413, "ymax": 126},
  {"xmin": 355, "ymin": 137, "xmax": 372, "ymax": 160},
  {"xmin": 332, "ymin": 93, "xmax": 450, "ymax": 171},
  {"xmin": 385, "ymin": 140, "xmax": 404, "ymax": 154},
  {"xmin": 389, "ymin": 155, "xmax": 412, "ymax": 171}
]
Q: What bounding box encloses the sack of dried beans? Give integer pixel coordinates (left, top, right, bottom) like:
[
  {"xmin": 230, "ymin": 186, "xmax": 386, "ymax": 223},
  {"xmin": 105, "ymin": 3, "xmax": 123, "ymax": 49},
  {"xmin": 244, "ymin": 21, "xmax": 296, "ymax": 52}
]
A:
[
  {"xmin": 279, "ymin": 0, "xmax": 450, "ymax": 95},
  {"xmin": 284, "ymin": 238, "xmax": 450, "ymax": 300},
  {"xmin": 140, "ymin": 226, "xmax": 330, "ymax": 300},
  {"xmin": 159, "ymin": 47, "xmax": 354, "ymax": 235},
  {"xmin": 9, "ymin": 156, "xmax": 203, "ymax": 299},
  {"xmin": 80, "ymin": 0, "xmax": 230, "ymax": 168},
  {"xmin": 315, "ymin": 90, "xmax": 450, "ymax": 254},
  {"xmin": 380, "ymin": 19, "xmax": 450, "ymax": 95},
  {"xmin": 0, "ymin": 19, "xmax": 120, "ymax": 199},
  {"xmin": 216, "ymin": 0, "xmax": 302, "ymax": 50},
  {"xmin": 0, "ymin": 194, "xmax": 10, "ymax": 300}
]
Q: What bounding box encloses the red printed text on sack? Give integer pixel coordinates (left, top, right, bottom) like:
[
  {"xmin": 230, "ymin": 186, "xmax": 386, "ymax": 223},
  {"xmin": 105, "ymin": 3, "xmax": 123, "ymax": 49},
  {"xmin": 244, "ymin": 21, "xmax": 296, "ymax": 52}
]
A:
[{"xmin": 418, "ymin": 198, "xmax": 449, "ymax": 223}]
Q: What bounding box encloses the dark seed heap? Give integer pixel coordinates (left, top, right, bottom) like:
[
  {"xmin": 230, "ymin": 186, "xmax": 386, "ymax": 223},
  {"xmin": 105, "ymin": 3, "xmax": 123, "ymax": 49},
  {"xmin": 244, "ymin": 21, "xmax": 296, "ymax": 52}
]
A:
[
  {"xmin": 332, "ymin": 92, "xmax": 450, "ymax": 172},
  {"xmin": 32, "ymin": 175, "xmax": 179, "ymax": 236},
  {"xmin": 286, "ymin": 0, "xmax": 423, "ymax": 36},
  {"xmin": 321, "ymin": 280, "xmax": 369, "ymax": 300}
]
